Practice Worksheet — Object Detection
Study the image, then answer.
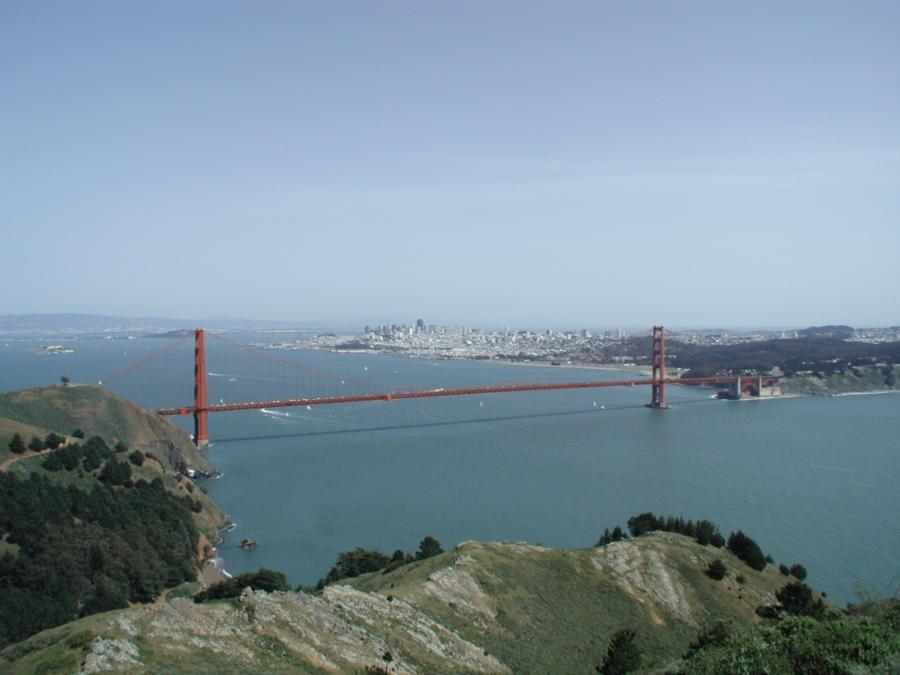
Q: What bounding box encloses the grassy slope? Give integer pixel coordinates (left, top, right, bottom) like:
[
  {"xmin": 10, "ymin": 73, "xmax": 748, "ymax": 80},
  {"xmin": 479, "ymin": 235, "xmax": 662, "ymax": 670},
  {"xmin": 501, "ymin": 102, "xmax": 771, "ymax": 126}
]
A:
[
  {"xmin": 0, "ymin": 416, "xmax": 53, "ymax": 465},
  {"xmin": 1, "ymin": 533, "xmax": 799, "ymax": 674},
  {"xmin": 781, "ymin": 364, "xmax": 898, "ymax": 396},
  {"xmin": 0, "ymin": 384, "xmax": 212, "ymax": 473},
  {"xmin": 346, "ymin": 534, "xmax": 788, "ymax": 672}
]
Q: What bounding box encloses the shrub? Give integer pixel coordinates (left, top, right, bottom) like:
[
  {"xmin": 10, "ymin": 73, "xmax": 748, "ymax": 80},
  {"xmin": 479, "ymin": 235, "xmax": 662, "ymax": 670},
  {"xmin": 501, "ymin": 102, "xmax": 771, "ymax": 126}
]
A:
[
  {"xmin": 695, "ymin": 520, "xmax": 723, "ymax": 547},
  {"xmin": 779, "ymin": 564, "xmax": 790, "ymax": 576},
  {"xmin": 600, "ymin": 629, "xmax": 641, "ymax": 674},
  {"xmin": 416, "ymin": 536, "xmax": 443, "ymax": 560},
  {"xmin": 99, "ymin": 459, "xmax": 132, "ymax": 486},
  {"xmin": 686, "ymin": 619, "xmax": 735, "ymax": 657},
  {"xmin": 766, "ymin": 615, "xmax": 900, "ymax": 673},
  {"xmin": 789, "ymin": 563, "xmax": 807, "ymax": 581},
  {"xmin": 775, "ymin": 582, "xmax": 826, "ymax": 618},
  {"xmin": 129, "ymin": 450, "xmax": 145, "ymax": 466},
  {"xmin": 194, "ymin": 568, "xmax": 289, "ymax": 602},
  {"xmin": 82, "ymin": 440, "xmax": 111, "ymax": 472},
  {"xmin": 72, "ymin": 429, "xmax": 85, "ymax": 439},
  {"xmin": 597, "ymin": 526, "xmax": 627, "ymax": 546},
  {"xmin": 114, "ymin": 441, "xmax": 128, "ymax": 453},
  {"xmin": 627, "ymin": 512, "xmax": 660, "ymax": 537},
  {"xmin": 7, "ymin": 434, "xmax": 26, "ymax": 454},
  {"xmin": 727, "ymin": 531, "xmax": 767, "ymax": 571},
  {"xmin": 706, "ymin": 559, "xmax": 727, "ymax": 581}
]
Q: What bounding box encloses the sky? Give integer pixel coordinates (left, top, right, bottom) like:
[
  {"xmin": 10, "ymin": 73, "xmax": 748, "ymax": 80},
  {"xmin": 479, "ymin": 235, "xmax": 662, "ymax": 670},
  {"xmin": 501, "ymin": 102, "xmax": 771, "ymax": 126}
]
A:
[{"xmin": 2, "ymin": 1, "xmax": 899, "ymax": 329}]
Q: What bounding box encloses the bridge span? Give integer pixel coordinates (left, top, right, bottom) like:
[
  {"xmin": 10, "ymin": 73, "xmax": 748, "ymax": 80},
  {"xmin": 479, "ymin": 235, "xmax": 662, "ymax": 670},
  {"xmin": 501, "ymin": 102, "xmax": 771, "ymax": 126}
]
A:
[{"xmin": 104, "ymin": 326, "xmax": 770, "ymax": 447}]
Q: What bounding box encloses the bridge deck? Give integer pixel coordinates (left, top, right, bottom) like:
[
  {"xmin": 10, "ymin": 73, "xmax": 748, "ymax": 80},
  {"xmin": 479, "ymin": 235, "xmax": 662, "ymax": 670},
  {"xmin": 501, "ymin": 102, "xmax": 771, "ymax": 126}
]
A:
[{"xmin": 156, "ymin": 375, "xmax": 749, "ymax": 415}]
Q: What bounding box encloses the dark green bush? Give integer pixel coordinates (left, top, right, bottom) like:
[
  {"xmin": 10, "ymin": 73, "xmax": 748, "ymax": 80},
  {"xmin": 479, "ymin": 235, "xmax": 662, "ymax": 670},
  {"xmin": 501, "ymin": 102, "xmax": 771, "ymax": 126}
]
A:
[
  {"xmin": 416, "ymin": 536, "xmax": 443, "ymax": 560},
  {"xmin": 600, "ymin": 629, "xmax": 641, "ymax": 674},
  {"xmin": 776, "ymin": 582, "xmax": 825, "ymax": 618},
  {"xmin": 7, "ymin": 434, "xmax": 25, "ymax": 454},
  {"xmin": 789, "ymin": 563, "xmax": 807, "ymax": 580},
  {"xmin": 706, "ymin": 559, "xmax": 727, "ymax": 581},
  {"xmin": 726, "ymin": 531, "xmax": 767, "ymax": 571},
  {"xmin": 99, "ymin": 459, "xmax": 132, "ymax": 486},
  {"xmin": 194, "ymin": 568, "xmax": 289, "ymax": 602}
]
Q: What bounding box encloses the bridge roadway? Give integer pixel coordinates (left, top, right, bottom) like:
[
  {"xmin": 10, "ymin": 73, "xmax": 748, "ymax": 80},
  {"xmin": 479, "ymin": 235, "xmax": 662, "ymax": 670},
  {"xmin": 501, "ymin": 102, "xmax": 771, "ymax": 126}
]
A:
[{"xmin": 156, "ymin": 375, "xmax": 745, "ymax": 416}]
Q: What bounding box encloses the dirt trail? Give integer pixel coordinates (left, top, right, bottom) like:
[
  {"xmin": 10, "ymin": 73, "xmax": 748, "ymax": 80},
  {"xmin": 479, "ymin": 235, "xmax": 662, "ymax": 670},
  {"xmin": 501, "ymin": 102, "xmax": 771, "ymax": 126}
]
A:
[{"xmin": 0, "ymin": 447, "xmax": 54, "ymax": 471}]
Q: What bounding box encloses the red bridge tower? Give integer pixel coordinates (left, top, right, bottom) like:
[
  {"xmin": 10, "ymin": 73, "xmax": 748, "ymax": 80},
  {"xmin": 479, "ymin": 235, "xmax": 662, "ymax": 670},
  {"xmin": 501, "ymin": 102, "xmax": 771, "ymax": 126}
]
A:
[
  {"xmin": 193, "ymin": 329, "xmax": 209, "ymax": 447},
  {"xmin": 648, "ymin": 325, "xmax": 668, "ymax": 408}
]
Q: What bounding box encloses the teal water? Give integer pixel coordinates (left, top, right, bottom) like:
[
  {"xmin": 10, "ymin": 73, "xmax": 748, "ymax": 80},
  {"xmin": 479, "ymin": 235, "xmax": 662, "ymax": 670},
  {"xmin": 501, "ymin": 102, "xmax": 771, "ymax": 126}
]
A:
[{"xmin": 1, "ymin": 337, "xmax": 897, "ymax": 604}]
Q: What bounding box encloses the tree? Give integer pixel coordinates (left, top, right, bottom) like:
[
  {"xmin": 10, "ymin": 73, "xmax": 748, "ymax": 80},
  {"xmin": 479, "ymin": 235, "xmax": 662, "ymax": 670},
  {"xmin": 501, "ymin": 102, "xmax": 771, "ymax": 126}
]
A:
[
  {"xmin": 779, "ymin": 564, "xmax": 790, "ymax": 576},
  {"xmin": 790, "ymin": 563, "xmax": 808, "ymax": 581},
  {"xmin": 114, "ymin": 441, "xmax": 128, "ymax": 453},
  {"xmin": 727, "ymin": 531, "xmax": 767, "ymax": 571},
  {"xmin": 99, "ymin": 459, "xmax": 132, "ymax": 486},
  {"xmin": 60, "ymin": 376, "xmax": 70, "ymax": 386},
  {"xmin": 600, "ymin": 629, "xmax": 641, "ymax": 674},
  {"xmin": 335, "ymin": 548, "xmax": 391, "ymax": 578},
  {"xmin": 685, "ymin": 619, "xmax": 735, "ymax": 658},
  {"xmin": 416, "ymin": 536, "xmax": 443, "ymax": 560},
  {"xmin": 129, "ymin": 450, "xmax": 145, "ymax": 466},
  {"xmin": 194, "ymin": 568, "xmax": 289, "ymax": 602},
  {"xmin": 28, "ymin": 435, "xmax": 46, "ymax": 453},
  {"xmin": 627, "ymin": 512, "xmax": 660, "ymax": 537},
  {"xmin": 72, "ymin": 429, "xmax": 85, "ymax": 439},
  {"xmin": 776, "ymin": 582, "xmax": 825, "ymax": 618},
  {"xmin": 7, "ymin": 434, "xmax": 25, "ymax": 455},
  {"xmin": 44, "ymin": 433, "xmax": 64, "ymax": 450},
  {"xmin": 706, "ymin": 559, "xmax": 727, "ymax": 581}
]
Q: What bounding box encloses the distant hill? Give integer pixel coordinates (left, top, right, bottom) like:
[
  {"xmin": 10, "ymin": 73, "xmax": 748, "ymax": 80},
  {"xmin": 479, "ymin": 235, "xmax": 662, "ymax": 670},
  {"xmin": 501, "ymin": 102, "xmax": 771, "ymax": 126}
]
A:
[
  {"xmin": 0, "ymin": 313, "xmax": 342, "ymax": 336},
  {"xmin": 0, "ymin": 532, "xmax": 808, "ymax": 673},
  {"xmin": 797, "ymin": 324, "xmax": 855, "ymax": 339},
  {"xmin": 594, "ymin": 335, "xmax": 900, "ymax": 378}
]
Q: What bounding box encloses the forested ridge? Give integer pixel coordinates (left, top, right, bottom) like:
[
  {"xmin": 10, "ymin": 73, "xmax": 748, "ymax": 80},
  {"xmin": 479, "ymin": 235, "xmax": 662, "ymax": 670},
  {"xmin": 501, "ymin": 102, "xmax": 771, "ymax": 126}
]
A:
[{"xmin": 0, "ymin": 436, "xmax": 200, "ymax": 647}]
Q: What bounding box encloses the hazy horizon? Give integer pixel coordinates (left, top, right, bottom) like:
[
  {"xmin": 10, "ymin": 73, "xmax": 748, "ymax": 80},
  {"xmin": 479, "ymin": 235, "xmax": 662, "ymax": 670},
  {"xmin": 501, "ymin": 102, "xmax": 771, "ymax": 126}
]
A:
[
  {"xmin": 0, "ymin": 310, "xmax": 895, "ymax": 334},
  {"xmin": 3, "ymin": 2, "xmax": 898, "ymax": 326}
]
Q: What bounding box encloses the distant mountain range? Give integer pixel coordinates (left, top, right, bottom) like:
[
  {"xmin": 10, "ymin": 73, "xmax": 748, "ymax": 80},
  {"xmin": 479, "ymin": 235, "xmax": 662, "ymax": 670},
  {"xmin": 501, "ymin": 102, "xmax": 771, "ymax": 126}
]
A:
[{"xmin": 0, "ymin": 313, "xmax": 348, "ymax": 335}]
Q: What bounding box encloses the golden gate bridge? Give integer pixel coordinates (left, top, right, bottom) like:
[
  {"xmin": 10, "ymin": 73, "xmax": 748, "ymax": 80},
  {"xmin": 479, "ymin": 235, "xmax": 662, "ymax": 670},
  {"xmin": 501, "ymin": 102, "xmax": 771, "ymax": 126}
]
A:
[{"xmin": 101, "ymin": 326, "xmax": 768, "ymax": 447}]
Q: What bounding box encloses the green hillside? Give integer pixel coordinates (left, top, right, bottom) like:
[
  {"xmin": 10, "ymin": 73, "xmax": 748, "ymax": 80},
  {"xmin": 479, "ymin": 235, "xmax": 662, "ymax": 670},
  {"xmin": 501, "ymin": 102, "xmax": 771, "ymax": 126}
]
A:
[
  {"xmin": 780, "ymin": 364, "xmax": 899, "ymax": 396},
  {"xmin": 0, "ymin": 532, "xmax": 828, "ymax": 674},
  {"xmin": 0, "ymin": 386, "xmax": 230, "ymax": 653},
  {"xmin": 0, "ymin": 417, "xmax": 54, "ymax": 466},
  {"xmin": 0, "ymin": 385, "xmax": 212, "ymax": 473}
]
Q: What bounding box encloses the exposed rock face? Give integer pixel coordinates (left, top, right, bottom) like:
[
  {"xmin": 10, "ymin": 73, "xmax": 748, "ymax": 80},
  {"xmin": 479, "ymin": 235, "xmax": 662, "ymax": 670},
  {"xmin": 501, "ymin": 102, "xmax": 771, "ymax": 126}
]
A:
[
  {"xmin": 80, "ymin": 639, "xmax": 142, "ymax": 673},
  {"xmin": 2, "ymin": 533, "xmax": 790, "ymax": 674},
  {"xmin": 592, "ymin": 538, "xmax": 699, "ymax": 626}
]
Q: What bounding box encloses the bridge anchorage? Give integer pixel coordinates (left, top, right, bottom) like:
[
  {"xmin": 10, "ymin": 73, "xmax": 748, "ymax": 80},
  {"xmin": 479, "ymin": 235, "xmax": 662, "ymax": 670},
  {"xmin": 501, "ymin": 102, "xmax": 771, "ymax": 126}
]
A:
[{"xmin": 102, "ymin": 325, "xmax": 772, "ymax": 447}]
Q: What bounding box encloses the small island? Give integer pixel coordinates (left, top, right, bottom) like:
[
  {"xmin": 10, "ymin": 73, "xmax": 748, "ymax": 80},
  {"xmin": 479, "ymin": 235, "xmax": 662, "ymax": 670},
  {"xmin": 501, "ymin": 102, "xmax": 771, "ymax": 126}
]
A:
[{"xmin": 30, "ymin": 345, "xmax": 75, "ymax": 355}]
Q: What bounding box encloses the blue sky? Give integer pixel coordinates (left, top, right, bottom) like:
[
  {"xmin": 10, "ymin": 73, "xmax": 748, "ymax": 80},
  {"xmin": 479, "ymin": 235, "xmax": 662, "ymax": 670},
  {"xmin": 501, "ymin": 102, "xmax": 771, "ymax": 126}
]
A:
[{"xmin": 2, "ymin": 1, "xmax": 898, "ymax": 328}]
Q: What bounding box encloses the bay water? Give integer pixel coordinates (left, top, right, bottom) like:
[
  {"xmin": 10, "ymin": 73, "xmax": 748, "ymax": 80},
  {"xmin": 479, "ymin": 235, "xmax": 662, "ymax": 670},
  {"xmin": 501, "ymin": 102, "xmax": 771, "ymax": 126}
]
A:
[{"xmin": 2, "ymin": 335, "xmax": 897, "ymax": 605}]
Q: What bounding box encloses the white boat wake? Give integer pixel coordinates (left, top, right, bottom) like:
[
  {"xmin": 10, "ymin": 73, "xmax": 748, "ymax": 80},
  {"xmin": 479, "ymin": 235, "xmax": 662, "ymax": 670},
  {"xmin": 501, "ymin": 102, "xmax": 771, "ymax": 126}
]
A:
[{"xmin": 260, "ymin": 408, "xmax": 291, "ymax": 418}]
